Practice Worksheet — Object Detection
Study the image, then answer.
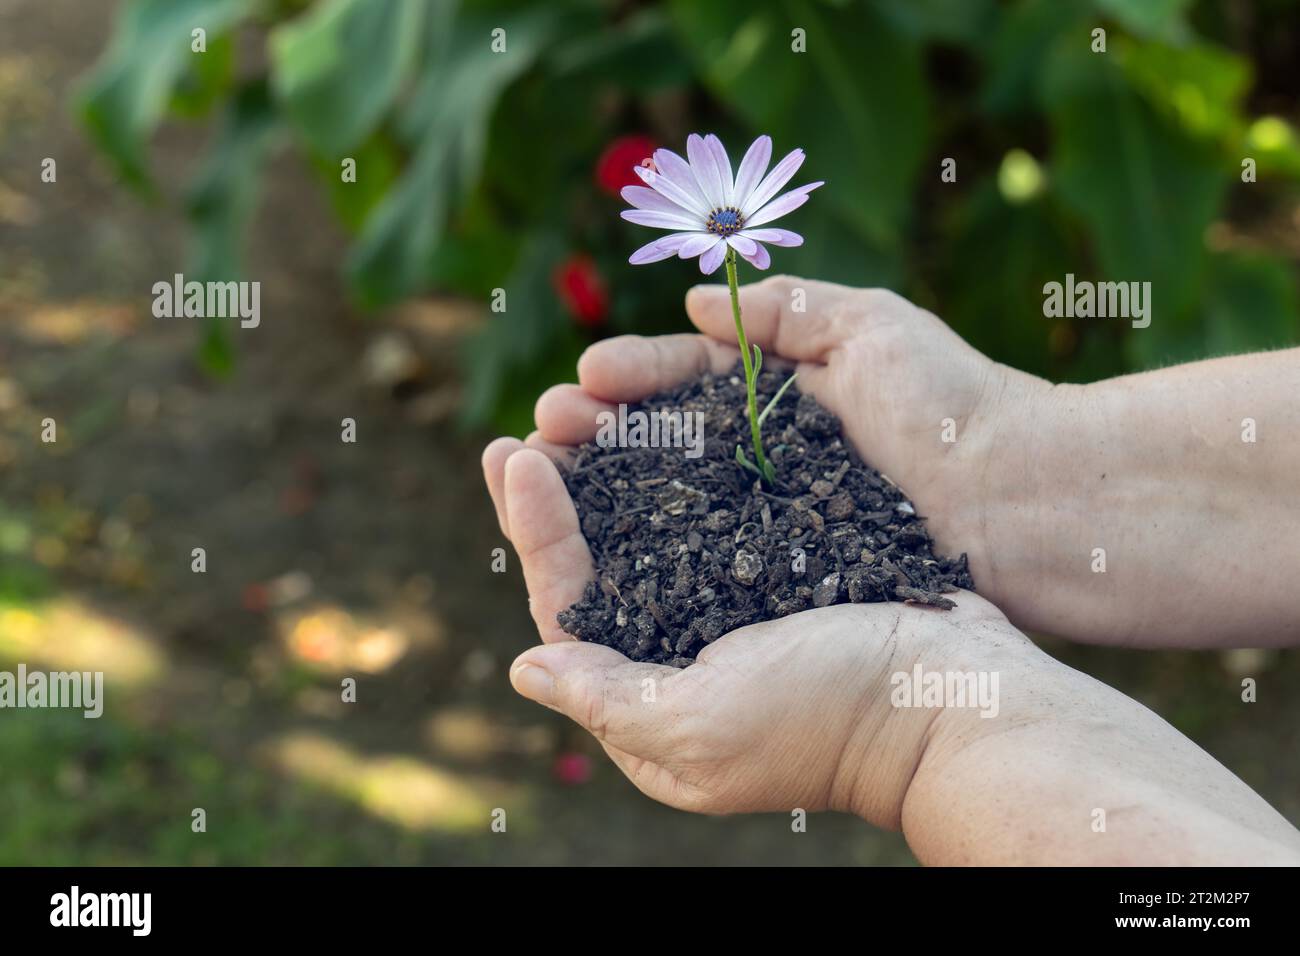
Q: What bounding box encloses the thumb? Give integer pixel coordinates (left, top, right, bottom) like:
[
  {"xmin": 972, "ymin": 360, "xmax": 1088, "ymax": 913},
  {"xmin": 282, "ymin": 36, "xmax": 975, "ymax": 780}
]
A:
[
  {"xmin": 684, "ymin": 274, "xmax": 858, "ymax": 365},
  {"xmin": 509, "ymin": 641, "xmax": 681, "ymax": 754}
]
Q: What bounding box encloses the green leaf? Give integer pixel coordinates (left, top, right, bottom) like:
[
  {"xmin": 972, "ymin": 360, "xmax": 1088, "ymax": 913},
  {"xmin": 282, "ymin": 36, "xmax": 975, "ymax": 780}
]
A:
[
  {"xmin": 315, "ymin": 133, "xmax": 403, "ymax": 233},
  {"xmin": 668, "ymin": 0, "xmax": 928, "ymax": 246},
  {"xmin": 1113, "ymin": 37, "xmax": 1250, "ymax": 141},
  {"xmin": 481, "ymin": 69, "xmax": 604, "ymax": 217},
  {"xmin": 459, "ymin": 231, "xmax": 571, "ymax": 428},
  {"xmin": 943, "ymin": 177, "xmax": 1075, "ymax": 380},
  {"xmin": 169, "ymin": 32, "xmax": 235, "ymax": 119},
  {"xmin": 1093, "ymin": 0, "xmax": 1192, "ymax": 43},
  {"xmin": 347, "ymin": 10, "xmax": 556, "ymax": 307},
  {"xmin": 734, "ymin": 445, "xmax": 763, "ymax": 478},
  {"xmin": 1201, "ymin": 252, "xmax": 1298, "ymax": 356},
  {"xmin": 981, "ymin": 0, "xmax": 1090, "ymax": 116},
  {"xmin": 269, "ymin": 0, "xmax": 424, "ymax": 157},
  {"xmin": 879, "ymin": 0, "xmax": 998, "ymax": 45},
  {"xmin": 1044, "ymin": 39, "xmax": 1229, "ymax": 322},
  {"xmin": 77, "ymin": 0, "xmax": 252, "ymax": 187},
  {"xmin": 751, "ymin": 342, "xmax": 762, "ymax": 377},
  {"xmin": 758, "ymin": 372, "xmax": 798, "ymax": 428},
  {"xmin": 185, "ymin": 80, "xmax": 281, "ymax": 284},
  {"xmin": 667, "ymin": 1, "xmax": 802, "ymax": 134},
  {"xmin": 550, "ymin": 8, "xmax": 693, "ymax": 92},
  {"xmin": 428, "ymin": 192, "xmax": 520, "ymax": 296},
  {"xmin": 198, "ymin": 316, "xmax": 236, "ymax": 379},
  {"xmin": 1126, "ymin": 249, "xmax": 1300, "ymax": 369}
]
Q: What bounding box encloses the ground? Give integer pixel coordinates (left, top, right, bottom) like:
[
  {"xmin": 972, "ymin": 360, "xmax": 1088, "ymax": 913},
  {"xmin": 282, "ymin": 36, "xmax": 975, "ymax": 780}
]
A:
[{"xmin": 0, "ymin": 0, "xmax": 1294, "ymax": 865}]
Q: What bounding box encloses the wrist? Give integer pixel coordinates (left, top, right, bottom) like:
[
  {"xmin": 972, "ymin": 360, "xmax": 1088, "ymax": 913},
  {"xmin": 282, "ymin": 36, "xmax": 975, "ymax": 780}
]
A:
[
  {"xmin": 894, "ymin": 629, "xmax": 1079, "ymax": 862},
  {"xmin": 955, "ymin": 372, "xmax": 1107, "ymax": 633},
  {"xmin": 828, "ymin": 599, "xmax": 1046, "ymax": 828}
]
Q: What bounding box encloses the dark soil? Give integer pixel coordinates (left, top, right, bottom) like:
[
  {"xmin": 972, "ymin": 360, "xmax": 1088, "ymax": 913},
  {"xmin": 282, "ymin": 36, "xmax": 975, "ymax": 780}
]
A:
[{"xmin": 557, "ymin": 363, "xmax": 974, "ymax": 665}]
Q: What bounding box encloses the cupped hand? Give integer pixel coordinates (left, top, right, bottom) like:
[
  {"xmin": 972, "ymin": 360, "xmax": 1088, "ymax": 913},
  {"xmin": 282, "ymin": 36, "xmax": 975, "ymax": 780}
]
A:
[
  {"xmin": 481, "ymin": 275, "xmax": 1050, "ymax": 823},
  {"xmin": 481, "ymin": 441, "xmax": 1033, "ymax": 826}
]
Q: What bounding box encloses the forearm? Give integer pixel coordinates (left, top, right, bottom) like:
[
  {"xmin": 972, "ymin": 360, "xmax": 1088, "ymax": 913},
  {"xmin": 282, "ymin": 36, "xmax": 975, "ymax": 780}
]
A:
[
  {"xmin": 973, "ymin": 348, "xmax": 1300, "ymax": 648},
  {"xmin": 899, "ymin": 645, "xmax": 1300, "ymax": 865}
]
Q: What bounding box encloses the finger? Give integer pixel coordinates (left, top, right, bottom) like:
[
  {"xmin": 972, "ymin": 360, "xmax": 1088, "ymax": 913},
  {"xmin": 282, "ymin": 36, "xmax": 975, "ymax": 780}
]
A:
[
  {"xmin": 576, "ymin": 333, "xmax": 740, "ymax": 404},
  {"xmin": 533, "ymin": 384, "xmax": 615, "ymax": 446},
  {"xmin": 509, "ymin": 641, "xmax": 680, "ymax": 755},
  {"xmin": 504, "ymin": 449, "xmax": 593, "ymax": 643},
  {"xmin": 523, "ymin": 430, "xmax": 576, "ymax": 469},
  {"xmin": 684, "ymin": 274, "xmax": 858, "ymax": 364},
  {"xmin": 481, "ymin": 436, "xmax": 525, "ymax": 539},
  {"xmin": 792, "ymin": 361, "xmax": 833, "ymax": 405}
]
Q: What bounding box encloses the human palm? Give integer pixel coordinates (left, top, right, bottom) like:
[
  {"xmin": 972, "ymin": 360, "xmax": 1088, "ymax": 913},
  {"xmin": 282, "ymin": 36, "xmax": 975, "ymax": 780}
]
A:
[{"xmin": 481, "ymin": 277, "xmax": 1039, "ymax": 820}]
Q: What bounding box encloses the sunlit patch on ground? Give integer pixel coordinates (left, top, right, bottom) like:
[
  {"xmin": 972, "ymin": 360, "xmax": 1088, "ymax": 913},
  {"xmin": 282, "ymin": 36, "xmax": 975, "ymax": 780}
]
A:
[
  {"xmin": 263, "ymin": 731, "xmax": 518, "ymax": 834},
  {"xmin": 8, "ymin": 299, "xmax": 140, "ymax": 345},
  {"xmin": 424, "ymin": 707, "xmax": 555, "ymax": 761},
  {"xmin": 0, "ymin": 52, "xmax": 54, "ymax": 127},
  {"xmin": 0, "ymin": 179, "xmax": 39, "ymax": 226},
  {"xmin": 277, "ymin": 606, "xmax": 410, "ymax": 674},
  {"xmin": 0, "ymin": 599, "xmax": 164, "ymax": 686}
]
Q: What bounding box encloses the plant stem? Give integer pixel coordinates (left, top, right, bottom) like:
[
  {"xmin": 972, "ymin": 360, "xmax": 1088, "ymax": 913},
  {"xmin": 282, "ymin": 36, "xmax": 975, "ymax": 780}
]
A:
[{"xmin": 725, "ymin": 247, "xmax": 769, "ymax": 481}]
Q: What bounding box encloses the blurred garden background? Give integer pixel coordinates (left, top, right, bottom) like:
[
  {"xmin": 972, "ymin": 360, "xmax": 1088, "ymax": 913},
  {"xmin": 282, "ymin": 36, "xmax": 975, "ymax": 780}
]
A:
[{"xmin": 0, "ymin": 0, "xmax": 1297, "ymax": 865}]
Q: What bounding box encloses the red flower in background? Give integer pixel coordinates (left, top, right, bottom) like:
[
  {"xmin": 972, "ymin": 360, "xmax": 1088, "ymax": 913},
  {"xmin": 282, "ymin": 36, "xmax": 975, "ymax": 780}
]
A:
[
  {"xmin": 553, "ymin": 254, "xmax": 609, "ymax": 328},
  {"xmin": 552, "ymin": 751, "xmax": 592, "ymax": 786},
  {"xmin": 595, "ymin": 134, "xmax": 657, "ymax": 196}
]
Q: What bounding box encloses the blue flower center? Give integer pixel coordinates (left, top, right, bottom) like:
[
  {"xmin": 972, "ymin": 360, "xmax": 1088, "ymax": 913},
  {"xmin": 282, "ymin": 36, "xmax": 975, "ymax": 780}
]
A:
[{"xmin": 706, "ymin": 206, "xmax": 744, "ymax": 236}]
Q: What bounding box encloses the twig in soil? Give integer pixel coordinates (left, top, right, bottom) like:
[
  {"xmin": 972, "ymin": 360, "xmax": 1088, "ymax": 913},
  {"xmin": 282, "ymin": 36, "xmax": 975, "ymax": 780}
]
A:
[{"xmin": 895, "ymin": 586, "xmax": 957, "ymax": 610}]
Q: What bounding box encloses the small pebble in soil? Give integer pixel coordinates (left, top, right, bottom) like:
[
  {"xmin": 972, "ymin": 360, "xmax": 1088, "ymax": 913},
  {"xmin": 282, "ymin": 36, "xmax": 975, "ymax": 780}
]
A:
[{"xmin": 555, "ymin": 362, "xmax": 973, "ymax": 666}]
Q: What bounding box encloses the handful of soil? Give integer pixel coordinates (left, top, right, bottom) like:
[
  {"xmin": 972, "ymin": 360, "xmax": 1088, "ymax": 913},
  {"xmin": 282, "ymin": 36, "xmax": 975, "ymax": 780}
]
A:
[{"xmin": 556, "ymin": 363, "xmax": 973, "ymax": 666}]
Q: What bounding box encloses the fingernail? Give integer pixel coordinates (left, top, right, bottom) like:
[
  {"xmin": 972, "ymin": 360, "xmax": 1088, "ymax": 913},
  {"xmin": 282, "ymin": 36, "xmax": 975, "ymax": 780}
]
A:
[{"xmin": 510, "ymin": 662, "xmax": 555, "ymax": 705}]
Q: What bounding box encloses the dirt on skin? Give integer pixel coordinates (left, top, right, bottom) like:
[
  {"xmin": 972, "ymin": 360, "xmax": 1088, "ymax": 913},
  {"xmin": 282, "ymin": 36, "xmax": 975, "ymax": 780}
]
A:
[{"xmin": 557, "ymin": 363, "xmax": 973, "ymax": 665}]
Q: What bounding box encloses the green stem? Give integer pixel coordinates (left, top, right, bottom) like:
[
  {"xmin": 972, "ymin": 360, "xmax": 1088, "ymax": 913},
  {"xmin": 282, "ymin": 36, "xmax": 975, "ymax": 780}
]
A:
[{"xmin": 725, "ymin": 247, "xmax": 769, "ymax": 481}]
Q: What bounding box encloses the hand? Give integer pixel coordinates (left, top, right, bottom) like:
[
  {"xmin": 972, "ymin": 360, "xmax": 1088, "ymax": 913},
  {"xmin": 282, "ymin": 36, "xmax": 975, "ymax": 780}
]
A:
[
  {"xmin": 480, "ymin": 443, "xmax": 1029, "ymax": 825},
  {"xmin": 480, "ymin": 273, "xmax": 1043, "ymax": 820},
  {"xmin": 482, "ymin": 278, "xmax": 1300, "ymax": 859}
]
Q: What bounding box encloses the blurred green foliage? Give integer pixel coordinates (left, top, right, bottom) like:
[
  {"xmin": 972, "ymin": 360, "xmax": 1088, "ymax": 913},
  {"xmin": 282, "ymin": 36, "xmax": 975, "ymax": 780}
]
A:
[{"xmin": 78, "ymin": 0, "xmax": 1300, "ymax": 433}]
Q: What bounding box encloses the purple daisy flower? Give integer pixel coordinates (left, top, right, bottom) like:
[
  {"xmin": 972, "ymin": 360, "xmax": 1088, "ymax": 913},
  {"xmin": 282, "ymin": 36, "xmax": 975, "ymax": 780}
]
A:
[{"xmin": 620, "ymin": 134, "xmax": 823, "ymax": 274}]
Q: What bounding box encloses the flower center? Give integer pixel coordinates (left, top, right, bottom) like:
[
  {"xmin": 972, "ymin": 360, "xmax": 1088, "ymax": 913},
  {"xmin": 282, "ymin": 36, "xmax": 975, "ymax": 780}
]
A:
[{"xmin": 706, "ymin": 206, "xmax": 744, "ymax": 236}]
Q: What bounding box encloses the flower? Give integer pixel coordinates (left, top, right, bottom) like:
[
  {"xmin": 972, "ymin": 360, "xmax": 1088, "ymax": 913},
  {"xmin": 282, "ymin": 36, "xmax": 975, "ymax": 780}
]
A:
[
  {"xmin": 551, "ymin": 751, "xmax": 593, "ymax": 786},
  {"xmin": 552, "ymin": 254, "xmax": 610, "ymax": 328},
  {"xmin": 620, "ymin": 134, "xmax": 822, "ymax": 274},
  {"xmin": 595, "ymin": 134, "xmax": 657, "ymax": 196}
]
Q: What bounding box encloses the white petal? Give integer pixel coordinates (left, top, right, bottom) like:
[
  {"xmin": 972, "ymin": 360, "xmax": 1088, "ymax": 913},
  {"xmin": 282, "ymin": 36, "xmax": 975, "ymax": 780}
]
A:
[
  {"xmin": 651, "ymin": 148, "xmax": 711, "ymax": 214},
  {"xmin": 741, "ymin": 149, "xmax": 805, "ymax": 217},
  {"xmin": 678, "ymin": 234, "xmax": 721, "ymax": 259},
  {"xmin": 621, "ymin": 185, "xmax": 695, "ymax": 218},
  {"xmin": 698, "ymin": 240, "xmax": 728, "ymax": 275},
  {"xmin": 732, "ymin": 136, "xmax": 772, "ymax": 210},
  {"xmin": 745, "ymin": 182, "xmax": 823, "ymax": 227},
  {"xmin": 622, "ymin": 208, "xmax": 704, "ymax": 231},
  {"xmin": 738, "ymin": 227, "xmax": 803, "ymax": 247},
  {"xmin": 726, "ymin": 234, "xmax": 757, "ymax": 256},
  {"xmin": 628, "ymin": 232, "xmax": 695, "ymax": 265},
  {"xmin": 633, "ymin": 166, "xmax": 708, "ymax": 223},
  {"xmin": 686, "ymin": 134, "xmax": 723, "ymax": 209},
  {"xmin": 740, "ymin": 242, "xmax": 771, "ymax": 270},
  {"xmin": 705, "ymin": 134, "xmax": 734, "ymax": 206}
]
